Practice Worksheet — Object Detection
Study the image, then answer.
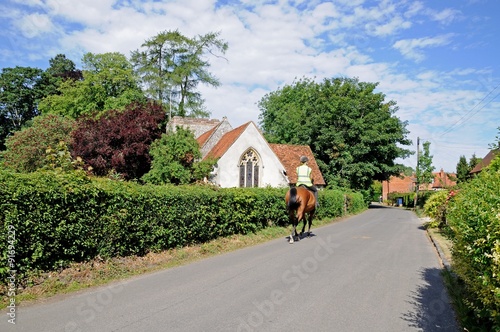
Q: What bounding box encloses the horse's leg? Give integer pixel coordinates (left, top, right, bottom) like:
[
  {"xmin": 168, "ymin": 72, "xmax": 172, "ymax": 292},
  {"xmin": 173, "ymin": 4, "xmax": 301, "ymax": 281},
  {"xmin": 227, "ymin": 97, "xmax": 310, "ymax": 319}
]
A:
[
  {"xmin": 289, "ymin": 211, "xmax": 297, "ymax": 244},
  {"xmin": 295, "ymin": 210, "xmax": 304, "ymax": 240},
  {"xmin": 300, "ymin": 214, "xmax": 307, "ymax": 237},
  {"xmin": 306, "ymin": 211, "xmax": 314, "ymax": 237}
]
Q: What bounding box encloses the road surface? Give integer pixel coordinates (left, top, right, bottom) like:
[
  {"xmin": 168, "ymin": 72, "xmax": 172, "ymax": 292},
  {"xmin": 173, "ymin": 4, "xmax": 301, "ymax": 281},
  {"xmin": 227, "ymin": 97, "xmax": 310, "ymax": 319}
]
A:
[{"xmin": 5, "ymin": 205, "xmax": 459, "ymax": 331}]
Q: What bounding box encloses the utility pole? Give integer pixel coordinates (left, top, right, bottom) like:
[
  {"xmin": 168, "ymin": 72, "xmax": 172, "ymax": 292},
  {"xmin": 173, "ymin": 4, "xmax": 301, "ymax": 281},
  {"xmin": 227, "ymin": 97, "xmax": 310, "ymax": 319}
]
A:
[{"xmin": 414, "ymin": 137, "xmax": 420, "ymax": 208}]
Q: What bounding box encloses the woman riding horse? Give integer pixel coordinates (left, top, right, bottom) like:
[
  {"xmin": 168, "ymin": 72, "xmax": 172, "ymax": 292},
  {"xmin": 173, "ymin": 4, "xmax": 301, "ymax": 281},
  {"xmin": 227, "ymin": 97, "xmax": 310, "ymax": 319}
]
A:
[{"xmin": 285, "ymin": 156, "xmax": 318, "ymax": 243}]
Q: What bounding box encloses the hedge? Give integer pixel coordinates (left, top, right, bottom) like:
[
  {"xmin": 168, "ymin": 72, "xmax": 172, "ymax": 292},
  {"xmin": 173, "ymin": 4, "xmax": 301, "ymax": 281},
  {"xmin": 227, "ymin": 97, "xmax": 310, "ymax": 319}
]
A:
[
  {"xmin": 0, "ymin": 170, "xmax": 365, "ymax": 287},
  {"xmin": 447, "ymin": 167, "xmax": 500, "ymax": 329}
]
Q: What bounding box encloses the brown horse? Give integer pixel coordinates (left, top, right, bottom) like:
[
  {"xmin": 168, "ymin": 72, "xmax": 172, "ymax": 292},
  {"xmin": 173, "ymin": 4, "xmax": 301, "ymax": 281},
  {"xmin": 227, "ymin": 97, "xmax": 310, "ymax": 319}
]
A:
[{"xmin": 285, "ymin": 185, "xmax": 316, "ymax": 244}]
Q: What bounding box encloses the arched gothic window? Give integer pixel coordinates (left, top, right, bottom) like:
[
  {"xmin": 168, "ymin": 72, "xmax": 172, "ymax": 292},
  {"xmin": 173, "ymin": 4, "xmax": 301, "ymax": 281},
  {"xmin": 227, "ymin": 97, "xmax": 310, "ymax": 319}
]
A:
[{"xmin": 239, "ymin": 149, "xmax": 260, "ymax": 187}]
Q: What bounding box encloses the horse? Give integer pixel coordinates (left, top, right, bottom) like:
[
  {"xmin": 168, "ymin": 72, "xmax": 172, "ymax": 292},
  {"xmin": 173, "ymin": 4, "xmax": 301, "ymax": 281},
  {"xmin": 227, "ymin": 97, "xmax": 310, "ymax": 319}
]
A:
[{"xmin": 285, "ymin": 185, "xmax": 316, "ymax": 244}]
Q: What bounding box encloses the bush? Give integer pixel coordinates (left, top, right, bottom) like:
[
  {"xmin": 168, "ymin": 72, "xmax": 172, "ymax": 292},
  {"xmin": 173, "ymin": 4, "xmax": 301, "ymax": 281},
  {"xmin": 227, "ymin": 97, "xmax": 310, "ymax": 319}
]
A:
[
  {"xmin": 447, "ymin": 167, "xmax": 500, "ymax": 329},
  {"xmin": 423, "ymin": 190, "xmax": 452, "ymax": 227},
  {"xmin": 2, "ymin": 114, "xmax": 75, "ymax": 172}
]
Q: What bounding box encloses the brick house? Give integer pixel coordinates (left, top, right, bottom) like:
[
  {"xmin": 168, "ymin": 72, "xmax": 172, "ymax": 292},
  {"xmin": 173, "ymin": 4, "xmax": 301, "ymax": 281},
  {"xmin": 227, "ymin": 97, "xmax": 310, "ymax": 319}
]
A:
[
  {"xmin": 169, "ymin": 116, "xmax": 325, "ymax": 188},
  {"xmin": 382, "ymin": 169, "xmax": 457, "ymax": 201}
]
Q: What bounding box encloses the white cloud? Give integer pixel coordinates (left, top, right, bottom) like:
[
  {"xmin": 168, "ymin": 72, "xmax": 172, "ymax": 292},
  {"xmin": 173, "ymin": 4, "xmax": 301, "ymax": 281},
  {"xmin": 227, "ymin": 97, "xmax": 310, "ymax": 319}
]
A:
[
  {"xmin": 392, "ymin": 34, "xmax": 454, "ymax": 62},
  {"xmin": 429, "ymin": 7, "xmax": 462, "ymax": 25},
  {"xmin": 14, "ymin": 13, "xmax": 55, "ymax": 38}
]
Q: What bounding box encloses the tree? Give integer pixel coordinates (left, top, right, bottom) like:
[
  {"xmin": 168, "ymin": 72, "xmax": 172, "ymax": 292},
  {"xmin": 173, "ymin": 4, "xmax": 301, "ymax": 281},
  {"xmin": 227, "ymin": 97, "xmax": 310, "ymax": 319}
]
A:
[
  {"xmin": 417, "ymin": 140, "xmax": 435, "ymax": 188},
  {"xmin": 469, "ymin": 153, "xmax": 481, "ymax": 172},
  {"xmin": 70, "ymin": 101, "xmax": 166, "ymax": 179},
  {"xmin": 456, "ymin": 155, "xmax": 469, "ymax": 183},
  {"xmin": 456, "ymin": 153, "xmax": 483, "ymax": 183},
  {"xmin": 142, "ymin": 126, "xmax": 216, "ymax": 185},
  {"xmin": 37, "ymin": 54, "xmax": 83, "ymax": 98},
  {"xmin": 1, "ymin": 114, "xmax": 75, "ymax": 172},
  {"xmin": 131, "ymin": 30, "xmax": 228, "ymax": 118},
  {"xmin": 39, "ymin": 52, "xmax": 145, "ymax": 118},
  {"xmin": 0, "ymin": 66, "xmax": 43, "ymax": 149},
  {"xmin": 258, "ymin": 77, "xmax": 413, "ymax": 190}
]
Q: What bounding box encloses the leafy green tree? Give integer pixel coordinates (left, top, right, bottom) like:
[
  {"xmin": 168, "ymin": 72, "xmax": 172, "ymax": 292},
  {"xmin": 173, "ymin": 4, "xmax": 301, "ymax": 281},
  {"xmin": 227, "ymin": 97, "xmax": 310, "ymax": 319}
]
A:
[
  {"xmin": 456, "ymin": 155, "xmax": 469, "ymax": 183},
  {"xmin": 143, "ymin": 126, "xmax": 216, "ymax": 185},
  {"xmin": 457, "ymin": 153, "xmax": 483, "ymax": 183},
  {"xmin": 469, "ymin": 153, "xmax": 481, "ymax": 172},
  {"xmin": 131, "ymin": 30, "xmax": 228, "ymax": 118},
  {"xmin": 2, "ymin": 114, "xmax": 75, "ymax": 172},
  {"xmin": 0, "ymin": 66, "xmax": 43, "ymax": 149},
  {"xmin": 38, "ymin": 54, "xmax": 83, "ymax": 98},
  {"xmin": 39, "ymin": 52, "xmax": 145, "ymax": 118},
  {"xmin": 417, "ymin": 140, "xmax": 435, "ymax": 189},
  {"xmin": 258, "ymin": 77, "xmax": 412, "ymax": 190}
]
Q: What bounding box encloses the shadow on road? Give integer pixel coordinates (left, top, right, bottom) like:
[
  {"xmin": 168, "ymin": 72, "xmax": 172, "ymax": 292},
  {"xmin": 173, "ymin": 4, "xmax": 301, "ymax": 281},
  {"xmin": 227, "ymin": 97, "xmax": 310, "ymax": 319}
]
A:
[
  {"xmin": 402, "ymin": 268, "xmax": 459, "ymax": 331},
  {"xmin": 368, "ymin": 203, "xmax": 390, "ymax": 209}
]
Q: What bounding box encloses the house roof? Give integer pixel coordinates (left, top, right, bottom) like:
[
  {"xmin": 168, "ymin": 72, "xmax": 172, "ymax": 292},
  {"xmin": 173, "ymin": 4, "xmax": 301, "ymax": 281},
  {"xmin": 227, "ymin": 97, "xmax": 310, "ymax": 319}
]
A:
[
  {"xmin": 431, "ymin": 169, "xmax": 457, "ymax": 189},
  {"xmin": 202, "ymin": 122, "xmax": 250, "ymax": 160},
  {"xmin": 270, "ymin": 143, "xmax": 326, "ymax": 186},
  {"xmin": 471, "ymin": 149, "xmax": 499, "ymax": 174},
  {"xmin": 196, "ymin": 123, "xmax": 219, "ymax": 147}
]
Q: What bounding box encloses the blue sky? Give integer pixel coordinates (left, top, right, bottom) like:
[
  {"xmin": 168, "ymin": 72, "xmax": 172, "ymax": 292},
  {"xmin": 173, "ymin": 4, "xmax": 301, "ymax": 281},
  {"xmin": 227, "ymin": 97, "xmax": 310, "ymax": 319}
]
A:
[{"xmin": 1, "ymin": 0, "xmax": 499, "ymax": 172}]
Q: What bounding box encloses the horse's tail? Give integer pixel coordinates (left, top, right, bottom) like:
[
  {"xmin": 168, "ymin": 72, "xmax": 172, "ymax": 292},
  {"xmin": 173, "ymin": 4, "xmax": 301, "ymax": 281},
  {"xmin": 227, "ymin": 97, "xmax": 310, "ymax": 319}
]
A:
[{"xmin": 287, "ymin": 187, "xmax": 299, "ymax": 210}]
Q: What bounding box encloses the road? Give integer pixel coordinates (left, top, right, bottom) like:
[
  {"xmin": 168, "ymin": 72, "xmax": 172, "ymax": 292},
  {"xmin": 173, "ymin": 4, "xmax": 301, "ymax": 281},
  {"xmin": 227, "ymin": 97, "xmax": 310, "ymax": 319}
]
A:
[{"xmin": 6, "ymin": 205, "xmax": 459, "ymax": 331}]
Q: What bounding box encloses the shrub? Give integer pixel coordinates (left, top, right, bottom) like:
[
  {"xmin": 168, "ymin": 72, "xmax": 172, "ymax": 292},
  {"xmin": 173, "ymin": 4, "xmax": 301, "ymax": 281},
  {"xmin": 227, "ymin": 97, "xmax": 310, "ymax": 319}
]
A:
[
  {"xmin": 447, "ymin": 167, "xmax": 500, "ymax": 329},
  {"xmin": 423, "ymin": 190, "xmax": 450, "ymax": 226},
  {"xmin": 2, "ymin": 114, "xmax": 75, "ymax": 172}
]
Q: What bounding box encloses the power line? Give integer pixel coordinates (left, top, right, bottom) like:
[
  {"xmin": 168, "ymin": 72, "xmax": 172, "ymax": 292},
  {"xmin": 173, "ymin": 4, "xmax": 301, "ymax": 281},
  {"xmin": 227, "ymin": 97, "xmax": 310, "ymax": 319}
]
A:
[{"xmin": 439, "ymin": 82, "xmax": 500, "ymax": 137}]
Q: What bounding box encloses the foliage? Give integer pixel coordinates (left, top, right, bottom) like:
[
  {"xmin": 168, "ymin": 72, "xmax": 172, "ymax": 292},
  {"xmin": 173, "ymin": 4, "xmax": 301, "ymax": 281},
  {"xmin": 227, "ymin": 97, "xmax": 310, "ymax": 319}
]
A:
[
  {"xmin": 43, "ymin": 140, "xmax": 86, "ymax": 173},
  {"xmin": 131, "ymin": 30, "xmax": 228, "ymax": 117},
  {"xmin": 417, "ymin": 140, "xmax": 435, "ymax": 188},
  {"xmin": 143, "ymin": 126, "xmax": 217, "ymax": 184},
  {"xmin": 0, "ymin": 170, "xmax": 366, "ymax": 288},
  {"xmin": 423, "ymin": 190, "xmax": 456, "ymax": 227},
  {"xmin": 37, "ymin": 54, "xmax": 83, "ymax": 99},
  {"xmin": 456, "ymin": 155, "xmax": 470, "ymax": 183},
  {"xmin": 71, "ymin": 101, "xmax": 166, "ymax": 180},
  {"xmin": 447, "ymin": 158, "xmax": 500, "ymax": 330},
  {"xmin": 0, "ymin": 66, "xmax": 43, "ymax": 149},
  {"xmin": 39, "ymin": 52, "xmax": 145, "ymax": 119},
  {"xmin": 370, "ymin": 181, "xmax": 382, "ymax": 201},
  {"xmin": 456, "ymin": 153, "xmax": 481, "ymax": 183},
  {"xmin": 257, "ymin": 77, "xmax": 412, "ymax": 191},
  {"xmin": 2, "ymin": 114, "xmax": 75, "ymax": 172},
  {"xmin": 489, "ymin": 126, "xmax": 500, "ymax": 150}
]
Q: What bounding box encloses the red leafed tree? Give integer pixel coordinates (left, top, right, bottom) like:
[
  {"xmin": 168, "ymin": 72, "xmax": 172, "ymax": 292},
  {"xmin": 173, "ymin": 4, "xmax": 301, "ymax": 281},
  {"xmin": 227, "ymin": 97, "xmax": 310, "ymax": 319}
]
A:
[{"xmin": 71, "ymin": 101, "xmax": 166, "ymax": 179}]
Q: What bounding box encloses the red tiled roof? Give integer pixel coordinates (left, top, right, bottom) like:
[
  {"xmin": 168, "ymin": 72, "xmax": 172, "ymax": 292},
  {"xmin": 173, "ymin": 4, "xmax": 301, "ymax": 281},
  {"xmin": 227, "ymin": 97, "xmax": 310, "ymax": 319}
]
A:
[
  {"xmin": 431, "ymin": 169, "xmax": 457, "ymax": 188},
  {"xmin": 203, "ymin": 122, "xmax": 250, "ymax": 160},
  {"xmin": 270, "ymin": 143, "xmax": 326, "ymax": 186}
]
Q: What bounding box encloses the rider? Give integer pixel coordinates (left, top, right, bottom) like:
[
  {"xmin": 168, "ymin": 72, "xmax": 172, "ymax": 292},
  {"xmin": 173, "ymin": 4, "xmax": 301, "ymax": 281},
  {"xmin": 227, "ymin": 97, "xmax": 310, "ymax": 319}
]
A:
[{"xmin": 296, "ymin": 156, "xmax": 318, "ymax": 207}]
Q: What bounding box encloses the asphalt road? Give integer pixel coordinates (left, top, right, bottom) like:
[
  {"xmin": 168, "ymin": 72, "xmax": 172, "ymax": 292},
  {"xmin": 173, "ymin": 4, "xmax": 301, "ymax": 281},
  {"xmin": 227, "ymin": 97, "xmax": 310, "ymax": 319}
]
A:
[{"xmin": 6, "ymin": 205, "xmax": 459, "ymax": 332}]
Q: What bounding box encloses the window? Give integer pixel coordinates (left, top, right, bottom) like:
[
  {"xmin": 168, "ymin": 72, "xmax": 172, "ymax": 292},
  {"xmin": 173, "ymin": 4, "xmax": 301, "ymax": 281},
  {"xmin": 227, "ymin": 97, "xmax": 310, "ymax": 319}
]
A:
[{"xmin": 239, "ymin": 149, "xmax": 260, "ymax": 187}]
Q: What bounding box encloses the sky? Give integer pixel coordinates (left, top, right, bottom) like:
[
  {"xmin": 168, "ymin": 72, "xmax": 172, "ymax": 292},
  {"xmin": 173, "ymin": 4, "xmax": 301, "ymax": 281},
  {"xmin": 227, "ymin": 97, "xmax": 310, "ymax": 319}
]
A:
[{"xmin": 1, "ymin": 0, "xmax": 499, "ymax": 173}]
